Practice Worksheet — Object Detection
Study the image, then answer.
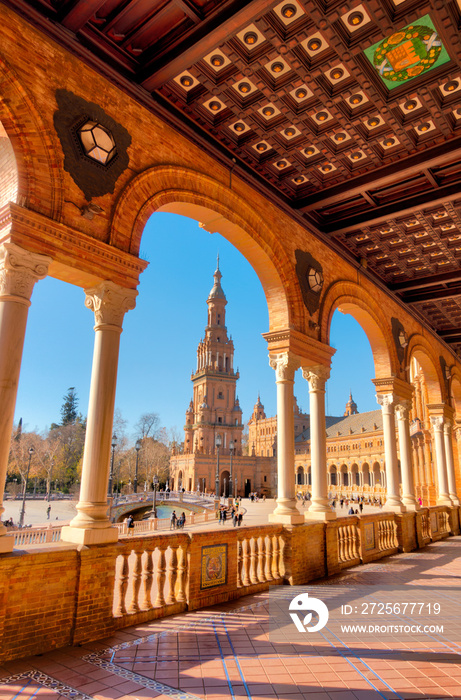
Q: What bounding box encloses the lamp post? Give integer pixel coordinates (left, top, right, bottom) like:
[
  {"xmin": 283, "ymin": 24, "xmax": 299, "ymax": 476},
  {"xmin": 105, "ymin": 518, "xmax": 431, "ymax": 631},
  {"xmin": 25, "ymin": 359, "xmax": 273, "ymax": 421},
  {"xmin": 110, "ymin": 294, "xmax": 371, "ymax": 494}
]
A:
[
  {"xmin": 134, "ymin": 438, "xmax": 141, "ymax": 494},
  {"xmin": 215, "ymin": 433, "xmax": 221, "ymax": 497},
  {"xmin": 19, "ymin": 446, "xmax": 34, "ymax": 528},
  {"xmin": 108, "ymin": 433, "xmax": 117, "ymax": 497},
  {"xmin": 229, "ymin": 439, "xmax": 234, "ymax": 498},
  {"xmin": 223, "ymin": 477, "xmax": 227, "ymax": 499},
  {"xmin": 235, "ymin": 476, "xmax": 238, "ymax": 497},
  {"xmin": 202, "ymin": 477, "xmax": 205, "ymax": 495},
  {"xmin": 152, "ymin": 475, "xmax": 159, "ymax": 518}
]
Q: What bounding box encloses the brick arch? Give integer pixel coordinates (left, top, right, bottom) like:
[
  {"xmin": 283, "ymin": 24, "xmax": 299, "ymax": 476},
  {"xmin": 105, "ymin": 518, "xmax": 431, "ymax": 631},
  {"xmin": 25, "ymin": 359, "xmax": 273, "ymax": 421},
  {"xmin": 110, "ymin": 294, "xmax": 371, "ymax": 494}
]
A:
[
  {"xmin": 0, "ymin": 53, "xmax": 61, "ymax": 219},
  {"xmin": 319, "ymin": 280, "xmax": 397, "ymax": 379},
  {"xmin": 407, "ymin": 335, "xmax": 444, "ymax": 404},
  {"xmin": 110, "ymin": 165, "xmax": 302, "ymax": 330}
]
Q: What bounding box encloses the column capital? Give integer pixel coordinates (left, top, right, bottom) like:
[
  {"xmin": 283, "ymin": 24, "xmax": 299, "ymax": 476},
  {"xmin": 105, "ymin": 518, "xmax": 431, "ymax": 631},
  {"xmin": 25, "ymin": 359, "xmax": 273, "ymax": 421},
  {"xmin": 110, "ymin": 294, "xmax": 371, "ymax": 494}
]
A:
[
  {"xmin": 0, "ymin": 242, "xmax": 51, "ymax": 303},
  {"xmin": 430, "ymin": 415, "xmax": 444, "ymax": 431},
  {"xmin": 301, "ymin": 364, "xmax": 330, "ymax": 391},
  {"xmin": 85, "ymin": 281, "xmax": 137, "ymax": 328},
  {"xmin": 269, "ymin": 352, "xmax": 298, "ymax": 382},
  {"xmin": 376, "ymin": 392, "xmax": 395, "ymax": 410},
  {"xmin": 395, "ymin": 400, "xmax": 412, "ymax": 421}
]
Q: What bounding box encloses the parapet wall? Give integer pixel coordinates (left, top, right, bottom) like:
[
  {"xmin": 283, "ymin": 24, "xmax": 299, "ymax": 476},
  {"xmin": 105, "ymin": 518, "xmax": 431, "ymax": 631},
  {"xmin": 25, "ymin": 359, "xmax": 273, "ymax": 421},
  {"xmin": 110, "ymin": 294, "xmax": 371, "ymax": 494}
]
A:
[{"xmin": 0, "ymin": 506, "xmax": 457, "ymax": 663}]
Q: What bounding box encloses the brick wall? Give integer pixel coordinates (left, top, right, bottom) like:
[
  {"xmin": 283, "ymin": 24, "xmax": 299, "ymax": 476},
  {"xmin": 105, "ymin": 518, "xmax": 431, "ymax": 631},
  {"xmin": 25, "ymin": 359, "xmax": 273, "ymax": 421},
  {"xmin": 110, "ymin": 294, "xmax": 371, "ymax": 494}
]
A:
[{"xmin": 0, "ymin": 507, "xmax": 458, "ymax": 663}]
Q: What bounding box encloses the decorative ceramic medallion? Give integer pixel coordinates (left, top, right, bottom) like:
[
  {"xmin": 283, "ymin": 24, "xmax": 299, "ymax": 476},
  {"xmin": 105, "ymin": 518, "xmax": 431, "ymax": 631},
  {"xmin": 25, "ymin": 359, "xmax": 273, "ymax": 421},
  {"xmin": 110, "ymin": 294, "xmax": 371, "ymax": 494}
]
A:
[
  {"xmin": 364, "ymin": 15, "xmax": 450, "ymax": 89},
  {"xmin": 295, "ymin": 250, "xmax": 323, "ymax": 315}
]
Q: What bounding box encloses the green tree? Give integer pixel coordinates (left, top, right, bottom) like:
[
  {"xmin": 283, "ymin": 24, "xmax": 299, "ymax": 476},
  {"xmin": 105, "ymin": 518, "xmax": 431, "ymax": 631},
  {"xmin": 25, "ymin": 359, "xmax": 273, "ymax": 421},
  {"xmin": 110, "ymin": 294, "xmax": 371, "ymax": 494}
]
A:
[{"xmin": 60, "ymin": 387, "xmax": 78, "ymax": 426}]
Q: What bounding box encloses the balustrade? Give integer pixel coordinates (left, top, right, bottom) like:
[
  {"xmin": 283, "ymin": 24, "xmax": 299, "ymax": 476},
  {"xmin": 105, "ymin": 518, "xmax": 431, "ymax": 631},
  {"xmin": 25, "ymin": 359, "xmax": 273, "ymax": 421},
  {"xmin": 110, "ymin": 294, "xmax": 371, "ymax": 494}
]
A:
[
  {"xmin": 114, "ymin": 537, "xmax": 189, "ymax": 618},
  {"xmin": 237, "ymin": 532, "xmax": 284, "ymax": 588}
]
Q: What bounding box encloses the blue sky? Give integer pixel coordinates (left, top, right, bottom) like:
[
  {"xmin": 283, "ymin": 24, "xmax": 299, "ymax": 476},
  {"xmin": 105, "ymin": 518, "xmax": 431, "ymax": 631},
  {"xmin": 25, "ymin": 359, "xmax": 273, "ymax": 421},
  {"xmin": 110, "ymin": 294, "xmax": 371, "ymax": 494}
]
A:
[{"xmin": 15, "ymin": 212, "xmax": 377, "ymax": 439}]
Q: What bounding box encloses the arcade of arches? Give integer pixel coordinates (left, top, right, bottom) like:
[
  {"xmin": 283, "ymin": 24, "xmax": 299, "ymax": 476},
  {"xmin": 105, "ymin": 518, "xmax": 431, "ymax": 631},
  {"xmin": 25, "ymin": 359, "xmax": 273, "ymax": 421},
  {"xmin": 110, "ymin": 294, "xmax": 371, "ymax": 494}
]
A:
[{"xmin": 1, "ymin": 1, "xmax": 461, "ymax": 556}]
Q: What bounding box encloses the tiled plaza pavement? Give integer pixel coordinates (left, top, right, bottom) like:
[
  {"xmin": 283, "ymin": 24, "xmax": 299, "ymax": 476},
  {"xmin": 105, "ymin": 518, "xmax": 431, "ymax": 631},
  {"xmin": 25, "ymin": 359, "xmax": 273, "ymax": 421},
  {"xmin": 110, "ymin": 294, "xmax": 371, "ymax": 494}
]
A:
[{"xmin": 2, "ymin": 538, "xmax": 461, "ymax": 700}]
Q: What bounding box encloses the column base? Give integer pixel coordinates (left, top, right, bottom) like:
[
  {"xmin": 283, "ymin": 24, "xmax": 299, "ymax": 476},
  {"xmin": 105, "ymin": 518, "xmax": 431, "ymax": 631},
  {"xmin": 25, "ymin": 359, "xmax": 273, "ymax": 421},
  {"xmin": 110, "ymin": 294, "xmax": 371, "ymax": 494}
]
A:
[
  {"xmin": 0, "ymin": 534, "xmax": 14, "ymax": 553},
  {"xmin": 60, "ymin": 525, "xmax": 119, "ymax": 545},
  {"xmin": 402, "ymin": 496, "xmax": 420, "ymax": 511},
  {"xmin": 449, "ymin": 495, "xmax": 460, "ymax": 506},
  {"xmin": 436, "ymin": 495, "xmax": 453, "ymax": 507},
  {"xmin": 384, "ymin": 498, "xmax": 407, "ymax": 513},
  {"xmin": 305, "ymin": 509, "xmax": 337, "ymax": 522},
  {"xmin": 269, "ymin": 512, "xmax": 305, "ymax": 525}
]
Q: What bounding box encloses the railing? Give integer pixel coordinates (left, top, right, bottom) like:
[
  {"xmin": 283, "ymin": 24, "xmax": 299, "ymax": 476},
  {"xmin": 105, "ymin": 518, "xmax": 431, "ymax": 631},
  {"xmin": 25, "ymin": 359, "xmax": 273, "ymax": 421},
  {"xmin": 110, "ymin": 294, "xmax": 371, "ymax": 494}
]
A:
[
  {"xmin": 337, "ymin": 523, "xmax": 359, "ymax": 564},
  {"xmin": 8, "ymin": 523, "xmax": 63, "ymax": 546},
  {"xmin": 378, "ymin": 517, "xmax": 397, "ymax": 551},
  {"xmin": 237, "ymin": 532, "xmax": 284, "ymax": 588},
  {"xmin": 117, "ymin": 510, "xmax": 213, "ymax": 536},
  {"xmin": 113, "ymin": 534, "xmax": 189, "ymax": 622}
]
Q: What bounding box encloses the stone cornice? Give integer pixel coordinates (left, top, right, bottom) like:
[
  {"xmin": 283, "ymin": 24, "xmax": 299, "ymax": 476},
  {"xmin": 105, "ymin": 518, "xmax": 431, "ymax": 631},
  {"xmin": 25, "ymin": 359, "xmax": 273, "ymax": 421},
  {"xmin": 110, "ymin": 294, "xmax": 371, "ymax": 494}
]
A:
[
  {"xmin": 262, "ymin": 328, "xmax": 336, "ymax": 367},
  {"xmin": 0, "ymin": 203, "xmax": 148, "ymax": 290},
  {"xmin": 372, "ymin": 376, "xmax": 414, "ymax": 401}
]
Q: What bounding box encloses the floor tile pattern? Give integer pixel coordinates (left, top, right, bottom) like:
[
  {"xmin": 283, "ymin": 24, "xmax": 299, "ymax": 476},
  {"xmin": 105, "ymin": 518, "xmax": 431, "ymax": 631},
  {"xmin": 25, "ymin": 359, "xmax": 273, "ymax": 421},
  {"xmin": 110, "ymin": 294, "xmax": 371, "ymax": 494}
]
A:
[{"xmin": 2, "ymin": 539, "xmax": 461, "ymax": 700}]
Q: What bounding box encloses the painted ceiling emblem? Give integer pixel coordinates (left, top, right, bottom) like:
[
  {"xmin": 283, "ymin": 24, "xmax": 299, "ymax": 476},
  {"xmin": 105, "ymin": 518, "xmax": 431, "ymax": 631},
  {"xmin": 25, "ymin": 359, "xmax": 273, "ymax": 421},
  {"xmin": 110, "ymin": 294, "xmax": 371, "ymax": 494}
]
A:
[{"xmin": 364, "ymin": 15, "xmax": 450, "ymax": 89}]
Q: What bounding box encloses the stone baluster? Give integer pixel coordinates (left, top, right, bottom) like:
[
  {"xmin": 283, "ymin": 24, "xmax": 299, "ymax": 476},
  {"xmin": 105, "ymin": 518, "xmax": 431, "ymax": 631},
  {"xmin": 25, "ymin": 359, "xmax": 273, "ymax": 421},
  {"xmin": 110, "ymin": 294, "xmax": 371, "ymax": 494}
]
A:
[
  {"xmin": 338, "ymin": 527, "xmax": 345, "ymax": 562},
  {"xmin": 128, "ymin": 550, "xmax": 143, "ymax": 613},
  {"xmin": 265, "ymin": 536, "xmax": 273, "ymax": 581},
  {"xmin": 0, "ymin": 243, "xmax": 51, "ymax": 553},
  {"xmin": 166, "ymin": 546, "xmax": 178, "ymax": 604},
  {"xmin": 249, "ymin": 537, "xmax": 258, "ymax": 584},
  {"xmin": 237, "ymin": 540, "xmax": 244, "ymax": 587},
  {"xmin": 257, "ymin": 536, "xmax": 266, "ymax": 583},
  {"xmin": 176, "ymin": 545, "xmax": 186, "ymax": 602},
  {"xmin": 242, "ymin": 538, "xmax": 251, "ymax": 586},
  {"xmin": 271, "ymin": 535, "xmax": 280, "ymax": 580},
  {"xmin": 155, "ymin": 546, "xmax": 167, "ymax": 606},
  {"xmin": 115, "ymin": 553, "xmax": 130, "ymax": 615},
  {"xmin": 141, "ymin": 551, "xmax": 154, "ymax": 610}
]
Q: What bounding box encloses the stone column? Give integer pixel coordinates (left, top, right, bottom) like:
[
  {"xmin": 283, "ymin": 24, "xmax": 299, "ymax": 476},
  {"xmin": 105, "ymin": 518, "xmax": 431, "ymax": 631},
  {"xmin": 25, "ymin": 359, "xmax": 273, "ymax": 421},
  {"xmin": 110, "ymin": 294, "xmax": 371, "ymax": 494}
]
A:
[
  {"xmin": 376, "ymin": 393, "xmax": 406, "ymax": 512},
  {"xmin": 0, "ymin": 243, "xmax": 51, "ymax": 552},
  {"xmin": 395, "ymin": 402, "xmax": 419, "ymax": 510},
  {"xmin": 268, "ymin": 353, "xmax": 304, "ymax": 524},
  {"xmin": 303, "ymin": 365, "xmax": 336, "ymax": 521},
  {"xmin": 444, "ymin": 421, "xmax": 459, "ymax": 505},
  {"xmin": 61, "ymin": 282, "xmax": 137, "ymax": 545},
  {"xmin": 430, "ymin": 416, "xmax": 452, "ymax": 506}
]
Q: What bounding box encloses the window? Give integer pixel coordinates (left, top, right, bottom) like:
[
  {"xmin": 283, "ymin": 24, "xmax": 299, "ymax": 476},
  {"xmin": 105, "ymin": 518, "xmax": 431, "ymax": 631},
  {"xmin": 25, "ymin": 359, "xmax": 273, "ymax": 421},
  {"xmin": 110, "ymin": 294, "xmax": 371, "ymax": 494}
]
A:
[
  {"xmin": 218, "ymin": 391, "xmax": 223, "ymax": 399},
  {"xmin": 264, "ymin": 475, "xmax": 267, "ymax": 482},
  {"xmin": 218, "ymin": 417, "xmax": 222, "ymax": 424}
]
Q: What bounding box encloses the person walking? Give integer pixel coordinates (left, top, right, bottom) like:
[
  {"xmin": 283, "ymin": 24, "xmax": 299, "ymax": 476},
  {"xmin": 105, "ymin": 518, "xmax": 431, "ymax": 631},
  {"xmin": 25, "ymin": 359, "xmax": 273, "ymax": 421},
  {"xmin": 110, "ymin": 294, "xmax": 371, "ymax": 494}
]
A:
[
  {"xmin": 222, "ymin": 508, "xmax": 227, "ymax": 525},
  {"xmin": 218, "ymin": 508, "xmax": 223, "ymax": 524},
  {"xmin": 238, "ymin": 512, "xmax": 243, "ymax": 526},
  {"xmin": 127, "ymin": 514, "xmax": 134, "ymax": 535},
  {"xmin": 46, "ymin": 505, "xmax": 51, "ymax": 520},
  {"xmin": 170, "ymin": 510, "xmax": 177, "ymax": 530}
]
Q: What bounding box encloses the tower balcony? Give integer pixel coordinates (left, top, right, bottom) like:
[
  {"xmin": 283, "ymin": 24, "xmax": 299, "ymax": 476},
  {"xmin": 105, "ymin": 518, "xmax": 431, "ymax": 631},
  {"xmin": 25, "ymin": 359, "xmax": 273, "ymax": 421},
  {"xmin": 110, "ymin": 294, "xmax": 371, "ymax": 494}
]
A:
[{"xmin": 191, "ymin": 368, "xmax": 239, "ymax": 380}]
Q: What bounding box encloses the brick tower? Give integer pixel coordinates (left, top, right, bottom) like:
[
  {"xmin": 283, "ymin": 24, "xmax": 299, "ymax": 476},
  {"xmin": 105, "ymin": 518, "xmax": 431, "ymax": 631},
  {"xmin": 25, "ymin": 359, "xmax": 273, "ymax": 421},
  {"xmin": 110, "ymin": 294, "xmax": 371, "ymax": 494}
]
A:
[{"xmin": 184, "ymin": 258, "xmax": 244, "ymax": 456}]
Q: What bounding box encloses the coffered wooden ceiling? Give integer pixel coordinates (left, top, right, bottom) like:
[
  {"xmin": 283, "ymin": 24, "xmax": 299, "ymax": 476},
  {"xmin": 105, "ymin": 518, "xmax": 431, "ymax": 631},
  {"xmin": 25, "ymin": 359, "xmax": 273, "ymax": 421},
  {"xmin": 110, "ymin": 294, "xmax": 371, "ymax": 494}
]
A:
[{"xmin": 5, "ymin": 0, "xmax": 461, "ymax": 355}]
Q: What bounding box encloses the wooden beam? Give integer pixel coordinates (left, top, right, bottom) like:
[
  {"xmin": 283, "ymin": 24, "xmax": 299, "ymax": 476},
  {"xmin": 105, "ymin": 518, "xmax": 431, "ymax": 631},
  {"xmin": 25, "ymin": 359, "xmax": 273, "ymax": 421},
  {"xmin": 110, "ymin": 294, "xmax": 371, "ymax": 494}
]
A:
[
  {"xmin": 297, "ymin": 139, "xmax": 461, "ymax": 212},
  {"xmin": 140, "ymin": 0, "xmax": 279, "ymax": 90},
  {"xmin": 439, "ymin": 329, "xmax": 461, "ymax": 339},
  {"xmin": 402, "ymin": 286, "xmax": 461, "ymax": 304},
  {"xmin": 391, "ymin": 270, "xmax": 461, "ymax": 292},
  {"xmin": 321, "ymin": 181, "xmax": 461, "ymax": 235},
  {"xmin": 61, "ymin": 0, "xmax": 107, "ymax": 33}
]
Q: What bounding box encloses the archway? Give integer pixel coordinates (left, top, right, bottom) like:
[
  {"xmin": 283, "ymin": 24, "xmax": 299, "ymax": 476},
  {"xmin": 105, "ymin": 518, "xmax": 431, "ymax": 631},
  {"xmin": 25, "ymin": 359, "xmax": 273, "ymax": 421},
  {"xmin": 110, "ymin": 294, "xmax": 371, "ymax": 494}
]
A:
[{"xmin": 220, "ymin": 470, "xmax": 230, "ymax": 498}]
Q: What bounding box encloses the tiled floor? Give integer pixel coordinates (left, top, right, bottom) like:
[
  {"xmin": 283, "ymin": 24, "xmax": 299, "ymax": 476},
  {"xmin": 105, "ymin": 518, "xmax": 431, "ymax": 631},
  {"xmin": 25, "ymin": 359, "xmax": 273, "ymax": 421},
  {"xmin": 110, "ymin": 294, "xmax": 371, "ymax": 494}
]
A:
[{"xmin": 2, "ymin": 538, "xmax": 461, "ymax": 700}]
